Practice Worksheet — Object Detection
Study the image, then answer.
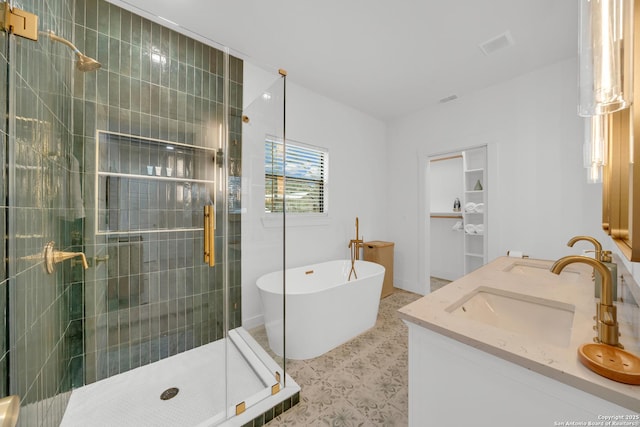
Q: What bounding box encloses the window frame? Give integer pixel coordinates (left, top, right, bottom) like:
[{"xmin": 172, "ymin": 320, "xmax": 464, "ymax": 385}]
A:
[{"xmin": 264, "ymin": 136, "xmax": 329, "ymax": 217}]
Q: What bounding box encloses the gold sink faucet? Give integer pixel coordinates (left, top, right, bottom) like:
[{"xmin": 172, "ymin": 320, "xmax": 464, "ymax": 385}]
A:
[
  {"xmin": 567, "ymin": 235, "xmax": 603, "ymax": 261},
  {"xmin": 550, "ymin": 256, "xmax": 621, "ymax": 347}
]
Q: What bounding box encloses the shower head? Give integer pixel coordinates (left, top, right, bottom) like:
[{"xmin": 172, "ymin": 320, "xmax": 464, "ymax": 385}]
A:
[
  {"xmin": 75, "ymin": 53, "xmax": 101, "ymax": 72},
  {"xmin": 45, "ymin": 31, "xmax": 101, "ymax": 72}
]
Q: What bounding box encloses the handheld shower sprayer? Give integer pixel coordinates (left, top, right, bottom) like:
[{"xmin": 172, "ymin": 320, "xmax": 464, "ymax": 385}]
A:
[{"xmin": 43, "ymin": 30, "xmax": 101, "ymax": 72}]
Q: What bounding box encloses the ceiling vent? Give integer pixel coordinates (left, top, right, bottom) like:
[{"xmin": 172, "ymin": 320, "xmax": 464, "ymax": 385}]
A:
[
  {"xmin": 438, "ymin": 94, "xmax": 458, "ymax": 104},
  {"xmin": 478, "ymin": 31, "xmax": 515, "ymax": 56}
]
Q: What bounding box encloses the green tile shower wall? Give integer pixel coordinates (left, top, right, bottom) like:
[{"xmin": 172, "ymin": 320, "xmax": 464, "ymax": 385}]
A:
[
  {"xmin": 72, "ymin": 0, "xmax": 243, "ymax": 386},
  {"xmin": 2, "ymin": 0, "xmax": 242, "ymax": 426},
  {"xmin": 5, "ymin": 0, "xmax": 79, "ymax": 426}
]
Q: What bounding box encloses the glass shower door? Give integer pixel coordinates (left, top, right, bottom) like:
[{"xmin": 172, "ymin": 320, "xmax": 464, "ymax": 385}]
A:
[
  {"xmin": 4, "ymin": 1, "xmax": 79, "ymax": 425},
  {"xmin": 2, "ymin": 0, "xmax": 290, "ymax": 425},
  {"xmin": 74, "ymin": 9, "xmax": 239, "ymax": 423},
  {"xmin": 238, "ymin": 70, "xmax": 289, "ymax": 394}
]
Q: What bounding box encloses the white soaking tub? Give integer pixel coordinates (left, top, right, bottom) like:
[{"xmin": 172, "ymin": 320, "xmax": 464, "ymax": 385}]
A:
[{"xmin": 256, "ymin": 260, "xmax": 385, "ymax": 360}]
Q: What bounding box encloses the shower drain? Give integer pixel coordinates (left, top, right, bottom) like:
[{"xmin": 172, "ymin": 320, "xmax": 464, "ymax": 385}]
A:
[{"xmin": 160, "ymin": 387, "xmax": 179, "ymax": 400}]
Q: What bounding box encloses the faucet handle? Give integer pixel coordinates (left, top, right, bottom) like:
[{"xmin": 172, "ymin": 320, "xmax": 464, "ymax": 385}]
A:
[
  {"xmin": 583, "ymin": 249, "xmax": 613, "ymax": 263},
  {"xmin": 43, "ymin": 241, "xmax": 89, "ymax": 274}
]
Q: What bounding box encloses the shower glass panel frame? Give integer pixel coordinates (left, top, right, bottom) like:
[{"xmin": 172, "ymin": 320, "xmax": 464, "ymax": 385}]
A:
[
  {"xmin": 1, "ymin": 0, "xmax": 288, "ymax": 425},
  {"xmin": 241, "ymin": 73, "xmax": 289, "ymax": 377}
]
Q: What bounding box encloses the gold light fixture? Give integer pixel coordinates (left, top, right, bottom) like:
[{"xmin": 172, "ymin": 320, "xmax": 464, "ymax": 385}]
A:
[
  {"xmin": 584, "ymin": 115, "xmax": 609, "ymax": 183},
  {"xmin": 578, "ymin": 0, "xmax": 634, "ymax": 117}
]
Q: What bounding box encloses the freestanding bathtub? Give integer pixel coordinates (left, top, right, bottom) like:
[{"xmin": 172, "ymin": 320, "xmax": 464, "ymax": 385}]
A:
[{"xmin": 256, "ymin": 259, "xmax": 385, "ymax": 360}]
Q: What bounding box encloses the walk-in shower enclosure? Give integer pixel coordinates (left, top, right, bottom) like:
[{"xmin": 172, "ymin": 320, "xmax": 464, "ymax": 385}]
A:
[{"xmin": 0, "ymin": 0, "xmax": 289, "ymax": 425}]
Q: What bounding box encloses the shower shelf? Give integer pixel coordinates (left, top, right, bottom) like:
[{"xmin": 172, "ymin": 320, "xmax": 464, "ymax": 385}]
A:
[
  {"xmin": 98, "ymin": 171, "xmax": 214, "ymax": 185},
  {"xmin": 96, "ymin": 130, "xmax": 218, "ymax": 235}
]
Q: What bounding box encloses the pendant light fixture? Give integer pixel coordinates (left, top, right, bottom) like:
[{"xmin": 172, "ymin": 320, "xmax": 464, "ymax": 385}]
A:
[
  {"xmin": 584, "ymin": 115, "xmax": 608, "ymax": 183},
  {"xmin": 578, "ymin": 0, "xmax": 634, "ymax": 117}
]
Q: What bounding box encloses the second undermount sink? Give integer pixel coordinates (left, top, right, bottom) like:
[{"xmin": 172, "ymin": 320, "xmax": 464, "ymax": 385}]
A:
[
  {"xmin": 503, "ymin": 260, "xmax": 582, "ymax": 283},
  {"xmin": 447, "ymin": 287, "xmax": 575, "ymax": 347}
]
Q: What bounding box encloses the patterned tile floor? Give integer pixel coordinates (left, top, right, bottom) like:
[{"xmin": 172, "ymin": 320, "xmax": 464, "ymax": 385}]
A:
[
  {"xmin": 249, "ymin": 289, "xmax": 422, "ymax": 426},
  {"xmin": 430, "ymin": 276, "xmax": 452, "ymax": 293}
]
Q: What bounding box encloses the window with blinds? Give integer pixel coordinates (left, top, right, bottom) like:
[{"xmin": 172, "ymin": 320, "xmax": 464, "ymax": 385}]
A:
[{"xmin": 265, "ymin": 138, "xmax": 328, "ymax": 214}]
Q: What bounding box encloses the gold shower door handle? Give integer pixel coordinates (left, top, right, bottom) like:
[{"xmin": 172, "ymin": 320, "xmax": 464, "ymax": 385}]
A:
[{"xmin": 204, "ymin": 205, "xmax": 215, "ymax": 267}]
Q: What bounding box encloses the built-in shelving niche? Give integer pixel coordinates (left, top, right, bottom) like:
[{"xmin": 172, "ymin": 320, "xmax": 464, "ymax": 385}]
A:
[
  {"xmin": 462, "ymin": 147, "xmax": 487, "ymax": 274},
  {"xmin": 428, "ymin": 146, "xmax": 487, "ymax": 281},
  {"xmin": 95, "ymin": 130, "xmax": 217, "ymax": 235}
]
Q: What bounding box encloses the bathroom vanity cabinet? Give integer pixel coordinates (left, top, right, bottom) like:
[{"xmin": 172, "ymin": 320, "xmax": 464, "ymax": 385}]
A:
[
  {"xmin": 404, "ymin": 322, "xmax": 633, "ymax": 426},
  {"xmin": 399, "ymin": 257, "xmax": 640, "ymax": 426}
]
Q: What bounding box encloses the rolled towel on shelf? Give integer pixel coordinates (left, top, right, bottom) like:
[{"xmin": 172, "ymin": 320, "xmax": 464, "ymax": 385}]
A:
[
  {"xmin": 464, "ymin": 224, "xmax": 476, "ymax": 234},
  {"xmin": 474, "ymin": 203, "xmax": 484, "ymax": 213},
  {"xmin": 475, "ymin": 224, "xmax": 484, "ymax": 234},
  {"xmin": 465, "ymin": 202, "xmax": 476, "ymax": 212}
]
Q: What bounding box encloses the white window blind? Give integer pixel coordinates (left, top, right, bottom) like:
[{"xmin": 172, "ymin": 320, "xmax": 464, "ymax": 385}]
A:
[{"xmin": 265, "ymin": 138, "xmax": 328, "ymax": 214}]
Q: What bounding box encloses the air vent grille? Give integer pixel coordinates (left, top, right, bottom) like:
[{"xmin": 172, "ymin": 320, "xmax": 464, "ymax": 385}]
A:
[
  {"xmin": 439, "ymin": 95, "xmax": 458, "ymax": 104},
  {"xmin": 479, "ymin": 31, "xmax": 515, "ymax": 56}
]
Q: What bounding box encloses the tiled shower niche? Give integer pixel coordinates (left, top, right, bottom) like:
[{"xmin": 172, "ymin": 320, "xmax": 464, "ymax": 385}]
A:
[{"xmin": 96, "ymin": 131, "xmax": 216, "ymax": 233}]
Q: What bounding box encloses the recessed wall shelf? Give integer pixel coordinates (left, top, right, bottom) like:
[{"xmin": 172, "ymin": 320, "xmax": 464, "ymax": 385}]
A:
[
  {"xmin": 97, "ymin": 171, "xmax": 214, "ymax": 185},
  {"xmin": 95, "ymin": 130, "xmax": 216, "ymax": 235}
]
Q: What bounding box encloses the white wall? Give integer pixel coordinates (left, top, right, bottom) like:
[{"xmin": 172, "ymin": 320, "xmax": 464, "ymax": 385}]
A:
[
  {"xmin": 388, "ymin": 57, "xmax": 608, "ymax": 295},
  {"xmin": 429, "ymin": 157, "xmax": 463, "ymax": 213},
  {"xmin": 429, "ymin": 156, "xmax": 465, "ymax": 280},
  {"xmin": 241, "ymin": 62, "xmax": 388, "ymax": 328},
  {"xmin": 242, "ymin": 55, "xmax": 626, "ymax": 324}
]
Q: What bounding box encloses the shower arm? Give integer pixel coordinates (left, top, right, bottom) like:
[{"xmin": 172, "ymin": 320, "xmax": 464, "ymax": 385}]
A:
[
  {"xmin": 43, "ymin": 30, "xmax": 81, "ymax": 54},
  {"xmin": 40, "ymin": 30, "xmax": 101, "ymax": 71}
]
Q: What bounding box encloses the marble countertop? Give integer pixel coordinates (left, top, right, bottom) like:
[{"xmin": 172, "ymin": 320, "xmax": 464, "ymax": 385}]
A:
[{"xmin": 398, "ymin": 256, "xmax": 640, "ymax": 412}]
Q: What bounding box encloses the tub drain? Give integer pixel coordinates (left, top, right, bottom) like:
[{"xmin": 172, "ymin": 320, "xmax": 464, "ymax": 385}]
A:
[{"xmin": 160, "ymin": 387, "xmax": 179, "ymax": 400}]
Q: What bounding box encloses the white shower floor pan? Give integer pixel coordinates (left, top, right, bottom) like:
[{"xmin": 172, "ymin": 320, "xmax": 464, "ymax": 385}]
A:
[{"xmin": 61, "ymin": 328, "xmax": 285, "ymax": 427}]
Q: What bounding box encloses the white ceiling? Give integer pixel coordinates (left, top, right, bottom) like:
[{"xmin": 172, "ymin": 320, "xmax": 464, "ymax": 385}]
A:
[{"xmin": 117, "ymin": 1, "xmax": 578, "ymax": 121}]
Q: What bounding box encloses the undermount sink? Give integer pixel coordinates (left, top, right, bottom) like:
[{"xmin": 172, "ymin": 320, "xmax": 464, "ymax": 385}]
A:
[
  {"xmin": 447, "ymin": 287, "xmax": 575, "ymax": 347},
  {"xmin": 503, "ymin": 260, "xmax": 582, "ymax": 283},
  {"xmin": 578, "ymin": 343, "xmax": 640, "ymax": 385}
]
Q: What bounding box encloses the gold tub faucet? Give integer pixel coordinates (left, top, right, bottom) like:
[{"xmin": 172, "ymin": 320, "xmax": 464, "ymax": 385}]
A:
[
  {"xmin": 348, "ymin": 217, "xmax": 363, "ymax": 280},
  {"xmin": 550, "ymin": 255, "xmax": 621, "ymax": 347}
]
